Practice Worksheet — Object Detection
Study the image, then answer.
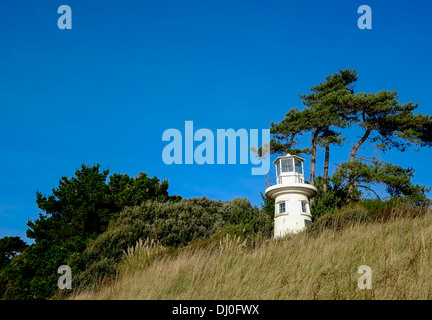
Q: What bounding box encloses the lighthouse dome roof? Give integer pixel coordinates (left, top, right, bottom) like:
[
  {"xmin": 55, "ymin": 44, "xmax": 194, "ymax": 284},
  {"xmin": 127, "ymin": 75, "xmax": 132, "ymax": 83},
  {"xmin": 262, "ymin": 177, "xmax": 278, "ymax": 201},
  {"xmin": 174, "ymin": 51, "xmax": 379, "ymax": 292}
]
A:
[{"xmin": 272, "ymin": 152, "xmax": 306, "ymax": 165}]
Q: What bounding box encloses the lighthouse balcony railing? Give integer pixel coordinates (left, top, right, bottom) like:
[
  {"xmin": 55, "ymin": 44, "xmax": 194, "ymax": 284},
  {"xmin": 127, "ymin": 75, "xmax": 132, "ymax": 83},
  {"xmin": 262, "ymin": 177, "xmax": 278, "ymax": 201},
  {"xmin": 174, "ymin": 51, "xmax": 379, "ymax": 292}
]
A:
[{"xmin": 265, "ymin": 168, "xmax": 312, "ymax": 187}]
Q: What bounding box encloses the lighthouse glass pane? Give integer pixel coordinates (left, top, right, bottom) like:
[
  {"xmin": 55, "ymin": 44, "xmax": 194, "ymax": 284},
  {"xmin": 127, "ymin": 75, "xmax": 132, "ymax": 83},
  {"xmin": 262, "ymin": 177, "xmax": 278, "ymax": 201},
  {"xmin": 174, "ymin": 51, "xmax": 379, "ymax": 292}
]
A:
[
  {"xmin": 295, "ymin": 159, "xmax": 303, "ymax": 173},
  {"xmin": 279, "ymin": 202, "xmax": 286, "ymax": 213},
  {"xmin": 281, "ymin": 159, "xmax": 293, "ymax": 172},
  {"xmin": 301, "ymin": 201, "xmax": 308, "ymax": 213},
  {"xmin": 276, "ymin": 162, "xmax": 280, "ymax": 176}
]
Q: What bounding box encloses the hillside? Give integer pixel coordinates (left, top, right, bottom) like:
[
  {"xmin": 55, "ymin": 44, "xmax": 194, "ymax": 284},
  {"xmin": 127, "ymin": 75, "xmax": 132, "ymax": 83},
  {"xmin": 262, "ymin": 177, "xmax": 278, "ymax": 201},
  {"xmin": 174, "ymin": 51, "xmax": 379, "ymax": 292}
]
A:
[{"xmin": 71, "ymin": 205, "xmax": 432, "ymax": 300}]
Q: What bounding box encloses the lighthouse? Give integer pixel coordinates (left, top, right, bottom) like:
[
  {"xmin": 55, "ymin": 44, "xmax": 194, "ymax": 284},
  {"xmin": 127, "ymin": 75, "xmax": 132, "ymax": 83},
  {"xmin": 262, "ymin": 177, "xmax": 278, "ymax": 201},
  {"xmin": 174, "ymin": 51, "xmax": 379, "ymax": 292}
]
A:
[{"xmin": 265, "ymin": 153, "xmax": 318, "ymax": 238}]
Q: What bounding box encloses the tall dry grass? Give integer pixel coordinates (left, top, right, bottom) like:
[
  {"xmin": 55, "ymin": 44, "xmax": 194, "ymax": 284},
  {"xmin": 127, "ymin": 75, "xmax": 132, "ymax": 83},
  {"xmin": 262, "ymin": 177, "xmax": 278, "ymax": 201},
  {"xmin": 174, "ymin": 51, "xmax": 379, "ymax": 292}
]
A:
[{"xmin": 72, "ymin": 205, "xmax": 432, "ymax": 300}]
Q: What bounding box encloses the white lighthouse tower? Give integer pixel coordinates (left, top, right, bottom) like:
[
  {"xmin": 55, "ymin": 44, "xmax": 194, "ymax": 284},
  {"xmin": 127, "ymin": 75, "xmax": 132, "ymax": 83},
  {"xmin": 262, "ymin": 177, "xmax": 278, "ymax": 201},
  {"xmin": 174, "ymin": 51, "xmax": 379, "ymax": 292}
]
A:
[{"xmin": 265, "ymin": 153, "xmax": 317, "ymax": 238}]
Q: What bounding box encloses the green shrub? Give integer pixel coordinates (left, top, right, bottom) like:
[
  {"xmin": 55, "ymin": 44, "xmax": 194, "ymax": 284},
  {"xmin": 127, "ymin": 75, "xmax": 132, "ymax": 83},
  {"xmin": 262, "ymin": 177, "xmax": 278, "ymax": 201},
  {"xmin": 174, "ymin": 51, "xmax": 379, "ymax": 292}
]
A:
[
  {"xmin": 311, "ymin": 176, "xmax": 348, "ymax": 220},
  {"xmin": 67, "ymin": 197, "xmax": 273, "ymax": 292}
]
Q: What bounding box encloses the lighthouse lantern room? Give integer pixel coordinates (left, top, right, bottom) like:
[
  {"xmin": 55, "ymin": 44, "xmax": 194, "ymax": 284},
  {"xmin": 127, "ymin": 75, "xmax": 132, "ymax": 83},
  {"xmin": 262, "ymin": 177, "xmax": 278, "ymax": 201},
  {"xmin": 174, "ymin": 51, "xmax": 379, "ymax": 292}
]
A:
[{"xmin": 265, "ymin": 153, "xmax": 318, "ymax": 238}]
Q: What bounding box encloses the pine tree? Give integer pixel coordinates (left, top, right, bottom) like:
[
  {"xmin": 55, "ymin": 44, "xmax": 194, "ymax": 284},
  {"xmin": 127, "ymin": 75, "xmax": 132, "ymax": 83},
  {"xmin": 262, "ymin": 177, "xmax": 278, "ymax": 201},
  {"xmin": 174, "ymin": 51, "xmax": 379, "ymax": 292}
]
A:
[
  {"xmin": 270, "ymin": 69, "xmax": 358, "ymax": 186},
  {"xmin": 341, "ymin": 90, "xmax": 432, "ymax": 200},
  {"xmin": 298, "ymin": 68, "xmax": 358, "ymax": 185}
]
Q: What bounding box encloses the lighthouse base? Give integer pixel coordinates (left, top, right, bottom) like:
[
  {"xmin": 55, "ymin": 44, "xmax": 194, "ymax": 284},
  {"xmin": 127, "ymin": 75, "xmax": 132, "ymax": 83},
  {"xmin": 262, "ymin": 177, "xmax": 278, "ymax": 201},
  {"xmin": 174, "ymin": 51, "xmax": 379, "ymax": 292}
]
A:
[
  {"xmin": 265, "ymin": 183, "xmax": 317, "ymax": 239},
  {"xmin": 274, "ymin": 213, "xmax": 312, "ymax": 238}
]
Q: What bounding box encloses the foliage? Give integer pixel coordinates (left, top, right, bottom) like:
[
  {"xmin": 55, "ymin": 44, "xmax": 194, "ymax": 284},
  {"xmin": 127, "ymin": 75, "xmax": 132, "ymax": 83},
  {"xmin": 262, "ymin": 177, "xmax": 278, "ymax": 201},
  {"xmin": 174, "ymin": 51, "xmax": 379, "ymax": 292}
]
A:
[
  {"xmin": 260, "ymin": 191, "xmax": 275, "ymax": 220},
  {"xmin": 27, "ymin": 164, "xmax": 178, "ymax": 244},
  {"xmin": 68, "ymin": 197, "xmax": 273, "ymax": 291},
  {"xmin": 341, "ymin": 89, "xmax": 432, "ymax": 199},
  {"xmin": 1, "ymin": 164, "xmax": 178, "ymax": 300},
  {"xmin": 0, "ymin": 236, "xmax": 28, "ymax": 299},
  {"xmin": 269, "ymin": 69, "xmax": 358, "ymax": 186},
  {"xmin": 269, "ymin": 69, "xmax": 357, "ymax": 156},
  {"xmin": 1, "ymin": 239, "xmax": 78, "ymax": 299},
  {"xmin": 311, "ymin": 159, "xmax": 431, "ymax": 220},
  {"xmin": 343, "ymin": 90, "xmax": 432, "ymax": 152},
  {"xmin": 0, "ymin": 237, "xmax": 28, "ymax": 269},
  {"xmin": 267, "ymin": 68, "xmax": 432, "ymax": 203},
  {"xmin": 310, "ymin": 176, "xmax": 348, "ymax": 220},
  {"xmin": 332, "ymin": 160, "xmax": 431, "ymax": 205}
]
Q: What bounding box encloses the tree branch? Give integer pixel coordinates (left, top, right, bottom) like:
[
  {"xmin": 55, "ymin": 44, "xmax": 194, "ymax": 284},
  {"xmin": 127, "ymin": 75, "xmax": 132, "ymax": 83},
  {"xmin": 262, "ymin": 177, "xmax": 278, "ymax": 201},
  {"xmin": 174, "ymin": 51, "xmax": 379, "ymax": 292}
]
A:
[
  {"xmin": 357, "ymin": 184, "xmax": 381, "ymax": 201},
  {"xmin": 354, "ymin": 154, "xmax": 377, "ymax": 164}
]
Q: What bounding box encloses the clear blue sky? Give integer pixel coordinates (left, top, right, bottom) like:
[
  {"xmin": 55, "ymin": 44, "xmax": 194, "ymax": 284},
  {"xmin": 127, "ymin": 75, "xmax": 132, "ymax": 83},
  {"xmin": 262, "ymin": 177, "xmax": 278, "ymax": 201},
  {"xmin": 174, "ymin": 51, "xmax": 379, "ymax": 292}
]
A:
[{"xmin": 1, "ymin": 0, "xmax": 431, "ymax": 243}]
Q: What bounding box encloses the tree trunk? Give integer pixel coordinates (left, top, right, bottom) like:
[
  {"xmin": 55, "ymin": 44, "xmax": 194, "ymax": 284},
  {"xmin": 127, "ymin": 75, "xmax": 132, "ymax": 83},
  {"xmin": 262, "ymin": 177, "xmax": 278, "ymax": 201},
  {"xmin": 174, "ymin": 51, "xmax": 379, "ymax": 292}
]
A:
[
  {"xmin": 310, "ymin": 131, "xmax": 319, "ymax": 186},
  {"xmin": 323, "ymin": 139, "xmax": 330, "ymax": 193},
  {"xmin": 347, "ymin": 127, "xmax": 373, "ymax": 201}
]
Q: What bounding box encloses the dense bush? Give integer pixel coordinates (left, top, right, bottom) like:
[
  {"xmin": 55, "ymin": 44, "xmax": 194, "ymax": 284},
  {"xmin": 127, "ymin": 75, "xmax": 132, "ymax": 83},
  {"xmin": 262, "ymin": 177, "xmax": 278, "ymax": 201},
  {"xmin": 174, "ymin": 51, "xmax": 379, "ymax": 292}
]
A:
[
  {"xmin": 310, "ymin": 175, "xmax": 430, "ymax": 221},
  {"xmin": 68, "ymin": 197, "xmax": 273, "ymax": 291},
  {"xmin": 310, "ymin": 176, "xmax": 349, "ymax": 220}
]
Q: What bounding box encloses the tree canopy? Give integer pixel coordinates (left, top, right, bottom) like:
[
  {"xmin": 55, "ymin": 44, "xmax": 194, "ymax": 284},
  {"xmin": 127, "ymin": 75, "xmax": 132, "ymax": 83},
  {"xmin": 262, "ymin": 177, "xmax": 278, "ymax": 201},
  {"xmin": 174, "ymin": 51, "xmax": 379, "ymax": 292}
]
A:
[
  {"xmin": 270, "ymin": 69, "xmax": 358, "ymax": 187},
  {"xmin": 0, "ymin": 237, "xmax": 28, "ymax": 269},
  {"xmin": 1, "ymin": 164, "xmax": 180, "ymax": 299},
  {"xmin": 268, "ymin": 68, "xmax": 432, "ymax": 208}
]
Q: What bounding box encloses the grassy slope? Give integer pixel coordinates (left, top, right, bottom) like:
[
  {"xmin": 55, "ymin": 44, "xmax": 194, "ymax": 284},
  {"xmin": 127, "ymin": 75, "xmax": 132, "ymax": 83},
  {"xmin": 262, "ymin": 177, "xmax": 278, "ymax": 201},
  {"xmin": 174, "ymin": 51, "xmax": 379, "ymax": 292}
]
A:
[{"xmin": 72, "ymin": 211, "xmax": 432, "ymax": 300}]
